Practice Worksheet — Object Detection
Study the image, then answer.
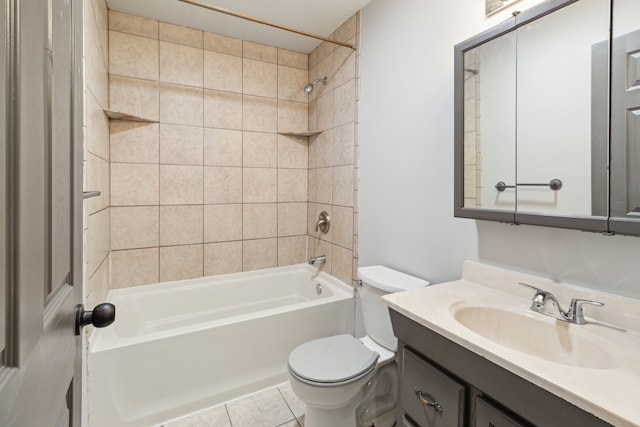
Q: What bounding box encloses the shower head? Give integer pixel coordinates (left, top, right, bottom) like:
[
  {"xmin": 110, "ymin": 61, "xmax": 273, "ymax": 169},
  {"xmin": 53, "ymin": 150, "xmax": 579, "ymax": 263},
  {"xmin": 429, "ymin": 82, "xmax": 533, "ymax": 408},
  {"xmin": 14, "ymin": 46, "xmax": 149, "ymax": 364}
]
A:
[{"xmin": 304, "ymin": 77, "xmax": 328, "ymax": 94}]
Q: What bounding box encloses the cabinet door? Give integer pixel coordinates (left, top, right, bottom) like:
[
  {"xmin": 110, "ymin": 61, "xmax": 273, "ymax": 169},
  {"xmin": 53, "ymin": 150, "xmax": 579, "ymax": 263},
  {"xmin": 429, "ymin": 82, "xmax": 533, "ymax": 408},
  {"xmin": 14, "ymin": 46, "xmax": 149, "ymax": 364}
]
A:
[
  {"xmin": 402, "ymin": 348, "xmax": 466, "ymax": 427},
  {"xmin": 475, "ymin": 397, "xmax": 528, "ymax": 427}
]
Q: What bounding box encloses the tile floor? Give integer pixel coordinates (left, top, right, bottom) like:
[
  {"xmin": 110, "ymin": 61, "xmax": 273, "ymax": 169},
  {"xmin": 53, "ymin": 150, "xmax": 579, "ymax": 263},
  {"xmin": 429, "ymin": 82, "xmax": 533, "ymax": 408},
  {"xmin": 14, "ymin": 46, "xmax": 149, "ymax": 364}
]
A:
[{"xmin": 160, "ymin": 382, "xmax": 305, "ymax": 427}]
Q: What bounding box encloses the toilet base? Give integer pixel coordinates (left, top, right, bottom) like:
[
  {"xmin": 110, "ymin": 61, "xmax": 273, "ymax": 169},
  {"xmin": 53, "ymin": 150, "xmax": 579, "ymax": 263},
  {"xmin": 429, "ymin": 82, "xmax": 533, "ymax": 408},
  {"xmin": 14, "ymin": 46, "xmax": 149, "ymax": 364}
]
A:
[{"xmin": 305, "ymin": 399, "xmax": 361, "ymax": 427}]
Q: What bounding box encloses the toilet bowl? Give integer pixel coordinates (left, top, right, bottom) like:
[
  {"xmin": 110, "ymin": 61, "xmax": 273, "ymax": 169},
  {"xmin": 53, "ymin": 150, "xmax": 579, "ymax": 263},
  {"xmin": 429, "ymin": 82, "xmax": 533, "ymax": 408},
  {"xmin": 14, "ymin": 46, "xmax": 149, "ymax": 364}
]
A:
[{"xmin": 288, "ymin": 266, "xmax": 429, "ymax": 427}]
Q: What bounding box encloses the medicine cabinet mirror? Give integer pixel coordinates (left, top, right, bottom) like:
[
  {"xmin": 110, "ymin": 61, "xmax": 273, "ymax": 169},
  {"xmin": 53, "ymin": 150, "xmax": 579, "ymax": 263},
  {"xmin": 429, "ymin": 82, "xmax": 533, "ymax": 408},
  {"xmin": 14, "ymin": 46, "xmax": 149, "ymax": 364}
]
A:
[{"xmin": 454, "ymin": 0, "xmax": 613, "ymax": 232}]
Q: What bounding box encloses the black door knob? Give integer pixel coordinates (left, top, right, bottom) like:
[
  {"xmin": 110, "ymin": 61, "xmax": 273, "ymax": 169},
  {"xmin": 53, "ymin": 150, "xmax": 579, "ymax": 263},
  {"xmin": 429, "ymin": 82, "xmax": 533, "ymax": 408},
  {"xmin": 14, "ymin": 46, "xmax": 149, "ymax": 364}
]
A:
[{"xmin": 75, "ymin": 303, "xmax": 116, "ymax": 335}]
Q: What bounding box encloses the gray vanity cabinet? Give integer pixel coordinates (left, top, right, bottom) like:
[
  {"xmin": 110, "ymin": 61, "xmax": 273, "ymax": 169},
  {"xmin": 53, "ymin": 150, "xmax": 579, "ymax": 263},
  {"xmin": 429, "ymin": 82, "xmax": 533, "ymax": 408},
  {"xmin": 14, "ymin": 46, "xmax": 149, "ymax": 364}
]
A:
[
  {"xmin": 474, "ymin": 398, "xmax": 526, "ymax": 427},
  {"xmin": 391, "ymin": 309, "xmax": 613, "ymax": 427},
  {"xmin": 401, "ymin": 347, "xmax": 465, "ymax": 427}
]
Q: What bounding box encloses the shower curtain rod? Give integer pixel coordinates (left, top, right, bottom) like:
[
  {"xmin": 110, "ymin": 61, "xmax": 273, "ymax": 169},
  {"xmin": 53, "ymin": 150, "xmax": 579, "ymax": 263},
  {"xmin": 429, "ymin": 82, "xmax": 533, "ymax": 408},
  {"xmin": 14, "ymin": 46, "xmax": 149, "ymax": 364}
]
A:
[{"xmin": 178, "ymin": 0, "xmax": 357, "ymax": 50}]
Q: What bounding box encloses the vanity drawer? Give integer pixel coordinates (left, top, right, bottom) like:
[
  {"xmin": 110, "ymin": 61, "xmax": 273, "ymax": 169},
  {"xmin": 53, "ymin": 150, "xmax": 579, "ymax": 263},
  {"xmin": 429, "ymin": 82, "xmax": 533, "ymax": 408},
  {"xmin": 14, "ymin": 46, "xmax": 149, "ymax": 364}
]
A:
[
  {"xmin": 474, "ymin": 397, "xmax": 528, "ymax": 427},
  {"xmin": 401, "ymin": 347, "xmax": 466, "ymax": 427}
]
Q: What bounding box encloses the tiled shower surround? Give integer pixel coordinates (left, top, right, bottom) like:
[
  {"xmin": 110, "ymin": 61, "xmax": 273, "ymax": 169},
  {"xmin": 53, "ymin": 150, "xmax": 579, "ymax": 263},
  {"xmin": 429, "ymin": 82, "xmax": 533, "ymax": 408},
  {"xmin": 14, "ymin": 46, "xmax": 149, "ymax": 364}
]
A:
[{"xmin": 107, "ymin": 11, "xmax": 360, "ymax": 288}]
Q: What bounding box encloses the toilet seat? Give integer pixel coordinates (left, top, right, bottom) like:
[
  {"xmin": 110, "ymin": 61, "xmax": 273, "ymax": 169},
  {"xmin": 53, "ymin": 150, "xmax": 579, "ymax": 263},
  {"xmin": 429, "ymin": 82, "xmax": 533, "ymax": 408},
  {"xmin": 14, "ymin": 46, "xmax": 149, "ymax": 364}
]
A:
[{"xmin": 288, "ymin": 334, "xmax": 379, "ymax": 386}]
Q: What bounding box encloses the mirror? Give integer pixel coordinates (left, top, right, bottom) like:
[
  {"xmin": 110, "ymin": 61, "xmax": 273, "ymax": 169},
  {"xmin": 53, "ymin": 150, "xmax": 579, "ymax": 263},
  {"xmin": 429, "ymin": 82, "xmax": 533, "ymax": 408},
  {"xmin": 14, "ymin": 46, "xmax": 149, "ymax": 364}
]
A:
[
  {"xmin": 455, "ymin": 0, "xmax": 611, "ymax": 232},
  {"xmin": 610, "ymin": 0, "xmax": 640, "ymax": 234}
]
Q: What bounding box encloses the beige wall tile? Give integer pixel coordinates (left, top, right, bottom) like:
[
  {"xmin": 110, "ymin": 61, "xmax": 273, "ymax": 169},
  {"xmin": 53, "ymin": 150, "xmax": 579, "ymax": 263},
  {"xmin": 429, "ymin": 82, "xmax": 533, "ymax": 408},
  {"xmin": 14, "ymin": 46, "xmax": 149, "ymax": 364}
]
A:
[
  {"xmin": 204, "ymin": 204, "xmax": 242, "ymax": 242},
  {"xmin": 335, "ymin": 15, "xmax": 357, "ymax": 43},
  {"xmin": 111, "ymin": 163, "xmax": 159, "ymax": 206},
  {"xmin": 110, "ymin": 75, "xmax": 159, "ymax": 122},
  {"xmin": 85, "ymin": 43, "xmax": 109, "ymax": 110},
  {"xmin": 332, "ymin": 245, "xmax": 353, "ymax": 286},
  {"xmin": 333, "ymin": 45, "xmax": 356, "ymax": 90},
  {"xmin": 243, "ymin": 132, "xmax": 277, "ymax": 167},
  {"xmin": 86, "ymin": 208, "xmax": 110, "ymax": 277},
  {"xmin": 278, "ymin": 49, "xmax": 308, "ymax": 69},
  {"xmin": 109, "ymin": 11, "xmax": 158, "ymax": 39},
  {"xmin": 243, "ymin": 95, "xmax": 277, "ymax": 133},
  {"xmin": 278, "ymin": 236, "xmax": 307, "ymax": 266},
  {"xmin": 110, "ymin": 122, "xmax": 159, "ymax": 164},
  {"xmin": 204, "ymin": 241, "xmax": 242, "ymax": 276},
  {"xmin": 243, "ymin": 168, "xmax": 277, "ymax": 203},
  {"xmin": 159, "ymin": 22, "xmax": 203, "ymax": 48},
  {"xmin": 464, "ymin": 132, "xmax": 477, "ymax": 166},
  {"xmin": 160, "ymin": 165, "xmax": 204, "ymax": 205},
  {"xmin": 243, "ymin": 41, "xmax": 277, "ymax": 63},
  {"xmin": 278, "ymin": 135, "xmax": 308, "ymax": 169},
  {"xmin": 204, "ymin": 128, "xmax": 242, "ymax": 166},
  {"xmin": 309, "ymin": 49, "xmax": 318, "ymax": 69},
  {"xmin": 86, "ymin": 255, "xmax": 110, "ymax": 310},
  {"xmin": 243, "ymin": 58, "xmax": 277, "ymax": 98},
  {"xmin": 278, "ymin": 203, "xmax": 307, "ymax": 237},
  {"xmin": 315, "ymin": 55, "xmax": 335, "ymax": 94},
  {"xmin": 464, "ymin": 165, "xmax": 477, "ymax": 198},
  {"xmin": 204, "ymin": 51, "xmax": 242, "ymax": 93},
  {"xmin": 86, "ymin": 90, "xmax": 110, "ymax": 160},
  {"xmin": 278, "ymin": 169, "xmax": 307, "ymax": 202},
  {"xmin": 316, "ymin": 41, "xmax": 335, "ymax": 63},
  {"xmin": 204, "ymin": 32, "xmax": 242, "ymax": 56},
  {"xmin": 111, "ymin": 206, "xmax": 159, "ymax": 250},
  {"xmin": 160, "ymin": 124, "xmax": 203, "ymax": 165},
  {"xmin": 160, "ymin": 83, "xmax": 204, "ymax": 127},
  {"xmin": 109, "ymin": 31, "xmax": 159, "ymax": 81},
  {"xmin": 86, "ymin": 153, "xmax": 110, "ymax": 214},
  {"xmin": 160, "ymin": 205, "xmax": 204, "ymax": 246},
  {"xmin": 315, "ymin": 167, "xmax": 332, "ymax": 205},
  {"xmin": 278, "ymin": 66, "xmax": 308, "ymax": 103},
  {"xmin": 160, "ymin": 244, "xmax": 203, "ymax": 282},
  {"xmin": 243, "ymin": 204, "xmax": 277, "ymax": 239},
  {"xmin": 334, "ymin": 80, "xmax": 355, "ymax": 126},
  {"xmin": 308, "ymin": 99, "xmax": 317, "ymax": 131},
  {"xmin": 333, "ymin": 165, "xmax": 354, "ymax": 207},
  {"xmin": 309, "ymin": 131, "xmax": 330, "ymax": 169},
  {"xmin": 160, "ymin": 41, "xmax": 204, "ymax": 87},
  {"xmin": 204, "ymin": 89, "xmax": 243, "ymax": 130},
  {"xmin": 333, "ymin": 123, "xmax": 355, "ymax": 166},
  {"xmin": 307, "ymin": 171, "xmax": 317, "ymax": 204},
  {"xmin": 316, "ymin": 92, "xmax": 334, "ymax": 131},
  {"xmin": 278, "ymin": 101, "xmax": 308, "ymax": 133},
  {"xmin": 332, "ymin": 206, "xmax": 353, "ymax": 249},
  {"xmin": 204, "ymin": 167, "xmax": 242, "ymax": 204},
  {"xmin": 243, "ymin": 238, "xmax": 277, "ymax": 271},
  {"xmin": 111, "ymin": 248, "xmax": 159, "ymax": 288}
]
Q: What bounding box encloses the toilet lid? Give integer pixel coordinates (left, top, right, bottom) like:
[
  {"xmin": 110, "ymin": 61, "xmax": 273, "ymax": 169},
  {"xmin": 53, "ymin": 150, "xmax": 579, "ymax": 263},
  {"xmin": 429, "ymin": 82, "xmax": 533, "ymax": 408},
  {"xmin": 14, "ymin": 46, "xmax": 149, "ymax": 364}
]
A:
[{"xmin": 288, "ymin": 334, "xmax": 379, "ymax": 385}]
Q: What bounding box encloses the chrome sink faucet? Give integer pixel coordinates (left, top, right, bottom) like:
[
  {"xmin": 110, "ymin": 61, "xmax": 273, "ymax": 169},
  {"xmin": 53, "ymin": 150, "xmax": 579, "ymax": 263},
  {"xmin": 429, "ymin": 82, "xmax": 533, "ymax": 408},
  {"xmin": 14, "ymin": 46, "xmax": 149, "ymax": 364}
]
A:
[{"xmin": 518, "ymin": 282, "xmax": 604, "ymax": 325}]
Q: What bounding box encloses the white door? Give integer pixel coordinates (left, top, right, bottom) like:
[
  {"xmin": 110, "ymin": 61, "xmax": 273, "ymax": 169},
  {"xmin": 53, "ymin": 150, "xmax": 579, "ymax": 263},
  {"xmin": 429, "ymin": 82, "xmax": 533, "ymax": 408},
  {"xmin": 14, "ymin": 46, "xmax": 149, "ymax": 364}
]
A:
[{"xmin": 0, "ymin": 0, "xmax": 89, "ymax": 425}]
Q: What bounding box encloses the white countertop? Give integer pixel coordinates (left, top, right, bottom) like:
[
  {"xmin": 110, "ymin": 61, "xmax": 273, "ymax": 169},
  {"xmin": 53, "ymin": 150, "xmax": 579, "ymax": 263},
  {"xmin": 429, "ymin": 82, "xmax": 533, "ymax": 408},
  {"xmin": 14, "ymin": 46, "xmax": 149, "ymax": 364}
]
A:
[{"xmin": 382, "ymin": 261, "xmax": 640, "ymax": 427}]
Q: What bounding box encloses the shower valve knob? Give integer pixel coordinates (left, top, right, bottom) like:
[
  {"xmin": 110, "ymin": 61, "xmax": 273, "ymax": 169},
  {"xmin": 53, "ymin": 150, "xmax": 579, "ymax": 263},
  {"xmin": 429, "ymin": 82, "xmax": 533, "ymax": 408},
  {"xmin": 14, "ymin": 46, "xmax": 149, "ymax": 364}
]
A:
[{"xmin": 75, "ymin": 303, "xmax": 116, "ymax": 335}]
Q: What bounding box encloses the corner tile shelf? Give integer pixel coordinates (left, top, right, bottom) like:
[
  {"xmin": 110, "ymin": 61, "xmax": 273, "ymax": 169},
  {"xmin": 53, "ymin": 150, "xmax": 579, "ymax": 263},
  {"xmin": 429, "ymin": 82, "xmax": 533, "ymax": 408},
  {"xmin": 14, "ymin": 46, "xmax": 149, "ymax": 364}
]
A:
[
  {"xmin": 278, "ymin": 130, "xmax": 322, "ymax": 137},
  {"xmin": 103, "ymin": 108, "xmax": 158, "ymax": 123}
]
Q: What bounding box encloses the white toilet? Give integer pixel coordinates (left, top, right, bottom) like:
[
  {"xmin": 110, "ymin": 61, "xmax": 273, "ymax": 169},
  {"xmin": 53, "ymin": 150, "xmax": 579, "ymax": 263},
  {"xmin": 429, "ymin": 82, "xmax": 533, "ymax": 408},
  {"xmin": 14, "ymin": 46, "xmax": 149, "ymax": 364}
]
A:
[{"xmin": 287, "ymin": 266, "xmax": 429, "ymax": 427}]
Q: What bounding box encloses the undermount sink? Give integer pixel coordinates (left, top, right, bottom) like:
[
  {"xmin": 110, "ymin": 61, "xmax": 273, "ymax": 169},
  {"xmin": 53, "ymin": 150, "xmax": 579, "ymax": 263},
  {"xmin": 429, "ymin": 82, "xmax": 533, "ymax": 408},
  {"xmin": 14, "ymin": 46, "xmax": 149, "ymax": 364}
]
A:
[{"xmin": 451, "ymin": 303, "xmax": 617, "ymax": 370}]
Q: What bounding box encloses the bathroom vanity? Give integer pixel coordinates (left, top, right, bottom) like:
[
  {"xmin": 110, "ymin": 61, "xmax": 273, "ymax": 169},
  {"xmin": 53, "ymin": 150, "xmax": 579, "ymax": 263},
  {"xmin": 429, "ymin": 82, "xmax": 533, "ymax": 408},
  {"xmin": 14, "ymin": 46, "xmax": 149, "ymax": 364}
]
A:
[{"xmin": 383, "ymin": 262, "xmax": 640, "ymax": 427}]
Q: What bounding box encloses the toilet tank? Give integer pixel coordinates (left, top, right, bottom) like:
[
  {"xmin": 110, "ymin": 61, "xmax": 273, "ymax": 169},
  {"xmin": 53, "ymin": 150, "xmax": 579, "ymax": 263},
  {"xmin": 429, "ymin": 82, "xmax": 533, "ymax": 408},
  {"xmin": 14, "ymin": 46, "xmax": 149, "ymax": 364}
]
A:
[{"xmin": 358, "ymin": 266, "xmax": 430, "ymax": 351}]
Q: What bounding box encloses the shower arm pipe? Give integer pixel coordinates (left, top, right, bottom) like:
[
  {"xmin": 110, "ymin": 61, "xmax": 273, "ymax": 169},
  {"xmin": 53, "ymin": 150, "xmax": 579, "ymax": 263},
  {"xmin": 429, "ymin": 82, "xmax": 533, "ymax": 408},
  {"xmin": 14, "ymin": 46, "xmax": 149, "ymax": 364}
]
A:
[{"xmin": 178, "ymin": 0, "xmax": 357, "ymax": 50}]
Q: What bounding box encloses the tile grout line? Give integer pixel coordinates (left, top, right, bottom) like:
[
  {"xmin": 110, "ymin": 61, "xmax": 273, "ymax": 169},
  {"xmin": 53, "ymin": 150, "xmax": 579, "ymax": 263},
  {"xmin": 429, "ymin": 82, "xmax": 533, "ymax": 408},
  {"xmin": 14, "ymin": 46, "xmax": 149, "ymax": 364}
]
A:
[{"xmin": 276, "ymin": 386, "xmax": 302, "ymax": 427}]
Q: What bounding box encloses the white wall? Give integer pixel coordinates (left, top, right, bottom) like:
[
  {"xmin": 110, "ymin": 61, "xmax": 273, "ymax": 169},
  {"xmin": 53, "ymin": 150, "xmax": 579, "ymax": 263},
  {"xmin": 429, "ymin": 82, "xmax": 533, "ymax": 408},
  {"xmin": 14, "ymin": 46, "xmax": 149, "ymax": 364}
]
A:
[{"xmin": 359, "ymin": 0, "xmax": 640, "ymax": 301}]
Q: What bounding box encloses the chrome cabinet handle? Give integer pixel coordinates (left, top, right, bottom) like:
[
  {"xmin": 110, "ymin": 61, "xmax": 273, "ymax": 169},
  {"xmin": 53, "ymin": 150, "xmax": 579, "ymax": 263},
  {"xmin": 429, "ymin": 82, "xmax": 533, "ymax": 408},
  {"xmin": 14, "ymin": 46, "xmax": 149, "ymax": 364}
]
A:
[{"xmin": 414, "ymin": 387, "xmax": 443, "ymax": 413}]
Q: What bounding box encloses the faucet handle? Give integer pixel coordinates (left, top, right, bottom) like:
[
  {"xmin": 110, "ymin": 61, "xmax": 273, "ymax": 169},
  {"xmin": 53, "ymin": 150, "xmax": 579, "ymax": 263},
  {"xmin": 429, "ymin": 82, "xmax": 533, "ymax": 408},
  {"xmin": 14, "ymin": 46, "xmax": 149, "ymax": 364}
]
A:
[
  {"xmin": 567, "ymin": 298, "xmax": 604, "ymax": 325},
  {"xmin": 518, "ymin": 282, "xmax": 544, "ymax": 293},
  {"xmin": 518, "ymin": 282, "xmax": 551, "ymax": 312}
]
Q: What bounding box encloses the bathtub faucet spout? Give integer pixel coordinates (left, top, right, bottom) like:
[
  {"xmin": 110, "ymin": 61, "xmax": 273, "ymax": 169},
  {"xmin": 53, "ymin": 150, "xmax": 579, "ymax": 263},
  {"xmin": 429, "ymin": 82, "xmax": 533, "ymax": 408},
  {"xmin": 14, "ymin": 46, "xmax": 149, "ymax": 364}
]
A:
[{"xmin": 309, "ymin": 255, "xmax": 327, "ymax": 266}]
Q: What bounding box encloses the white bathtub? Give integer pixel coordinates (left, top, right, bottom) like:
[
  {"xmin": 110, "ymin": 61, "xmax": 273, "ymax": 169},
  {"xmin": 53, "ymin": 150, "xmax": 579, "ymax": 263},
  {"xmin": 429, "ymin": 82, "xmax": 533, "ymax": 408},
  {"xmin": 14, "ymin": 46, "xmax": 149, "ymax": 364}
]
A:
[{"xmin": 88, "ymin": 264, "xmax": 354, "ymax": 427}]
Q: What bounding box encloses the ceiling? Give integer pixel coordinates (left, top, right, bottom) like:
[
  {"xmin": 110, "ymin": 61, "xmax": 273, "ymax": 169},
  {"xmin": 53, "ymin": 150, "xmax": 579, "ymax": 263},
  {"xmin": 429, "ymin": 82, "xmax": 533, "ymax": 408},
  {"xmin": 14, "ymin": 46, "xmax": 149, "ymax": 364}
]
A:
[{"xmin": 105, "ymin": 0, "xmax": 373, "ymax": 54}]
